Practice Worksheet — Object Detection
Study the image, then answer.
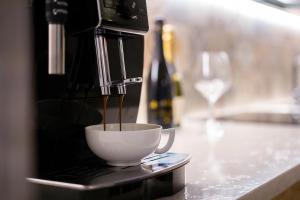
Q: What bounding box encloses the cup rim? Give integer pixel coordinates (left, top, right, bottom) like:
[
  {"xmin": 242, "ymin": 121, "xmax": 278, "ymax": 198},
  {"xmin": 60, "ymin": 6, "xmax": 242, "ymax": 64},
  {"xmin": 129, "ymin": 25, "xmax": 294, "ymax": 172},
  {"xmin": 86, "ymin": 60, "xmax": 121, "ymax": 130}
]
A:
[{"xmin": 85, "ymin": 123, "xmax": 162, "ymax": 133}]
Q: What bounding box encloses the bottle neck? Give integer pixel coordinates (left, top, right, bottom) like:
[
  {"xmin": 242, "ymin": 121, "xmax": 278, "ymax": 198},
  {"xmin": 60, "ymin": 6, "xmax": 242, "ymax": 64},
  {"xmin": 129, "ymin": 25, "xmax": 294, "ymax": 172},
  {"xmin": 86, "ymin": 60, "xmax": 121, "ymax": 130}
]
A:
[{"xmin": 153, "ymin": 28, "xmax": 164, "ymax": 61}]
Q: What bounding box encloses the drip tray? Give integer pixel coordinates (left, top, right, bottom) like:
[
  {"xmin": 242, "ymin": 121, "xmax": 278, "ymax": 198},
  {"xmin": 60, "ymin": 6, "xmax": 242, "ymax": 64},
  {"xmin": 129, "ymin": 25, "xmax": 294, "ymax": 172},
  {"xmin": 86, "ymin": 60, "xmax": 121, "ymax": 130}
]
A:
[{"xmin": 28, "ymin": 153, "xmax": 190, "ymax": 200}]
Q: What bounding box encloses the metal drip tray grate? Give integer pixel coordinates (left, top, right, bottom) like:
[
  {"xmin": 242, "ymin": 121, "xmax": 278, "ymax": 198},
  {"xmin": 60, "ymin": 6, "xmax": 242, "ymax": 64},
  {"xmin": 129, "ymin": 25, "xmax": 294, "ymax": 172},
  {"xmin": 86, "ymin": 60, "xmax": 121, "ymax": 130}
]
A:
[{"xmin": 27, "ymin": 153, "xmax": 190, "ymax": 197}]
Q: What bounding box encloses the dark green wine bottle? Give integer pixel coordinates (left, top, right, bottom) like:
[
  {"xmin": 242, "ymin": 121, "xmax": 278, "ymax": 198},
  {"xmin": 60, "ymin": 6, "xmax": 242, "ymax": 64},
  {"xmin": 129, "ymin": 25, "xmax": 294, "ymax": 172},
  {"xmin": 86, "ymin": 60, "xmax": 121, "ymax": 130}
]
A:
[{"xmin": 147, "ymin": 19, "xmax": 173, "ymax": 128}]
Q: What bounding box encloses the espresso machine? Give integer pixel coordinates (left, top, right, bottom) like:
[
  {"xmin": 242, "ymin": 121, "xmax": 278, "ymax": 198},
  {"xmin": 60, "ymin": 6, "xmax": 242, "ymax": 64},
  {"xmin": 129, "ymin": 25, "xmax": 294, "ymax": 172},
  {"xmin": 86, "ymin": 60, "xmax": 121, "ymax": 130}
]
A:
[{"xmin": 27, "ymin": 0, "xmax": 190, "ymax": 199}]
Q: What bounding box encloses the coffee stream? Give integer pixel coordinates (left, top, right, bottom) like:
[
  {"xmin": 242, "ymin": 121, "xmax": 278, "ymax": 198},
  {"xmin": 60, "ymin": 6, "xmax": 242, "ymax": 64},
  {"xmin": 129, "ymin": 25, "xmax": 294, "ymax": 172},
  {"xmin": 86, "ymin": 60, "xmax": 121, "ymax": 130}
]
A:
[
  {"xmin": 102, "ymin": 95, "xmax": 125, "ymax": 131},
  {"xmin": 102, "ymin": 95, "xmax": 109, "ymax": 131},
  {"xmin": 119, "ymin": 95, "xmax": 125, "ymax": 131}
]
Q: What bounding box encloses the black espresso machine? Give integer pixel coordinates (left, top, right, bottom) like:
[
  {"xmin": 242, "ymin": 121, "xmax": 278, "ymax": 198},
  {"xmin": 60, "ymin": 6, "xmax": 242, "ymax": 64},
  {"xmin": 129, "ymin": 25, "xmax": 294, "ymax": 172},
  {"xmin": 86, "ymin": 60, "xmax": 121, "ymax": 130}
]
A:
[{"xmin": 27, "ymin": 0, "xmax": 190, "ymax": 199}]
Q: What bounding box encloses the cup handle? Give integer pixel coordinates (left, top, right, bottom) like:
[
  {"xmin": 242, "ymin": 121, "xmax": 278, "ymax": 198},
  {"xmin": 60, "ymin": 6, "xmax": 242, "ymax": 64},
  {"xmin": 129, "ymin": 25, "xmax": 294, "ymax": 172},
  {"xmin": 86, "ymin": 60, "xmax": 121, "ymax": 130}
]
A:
[{"xmin": 154, "ymin": 128, "xmax": 175, "ymax": 154}]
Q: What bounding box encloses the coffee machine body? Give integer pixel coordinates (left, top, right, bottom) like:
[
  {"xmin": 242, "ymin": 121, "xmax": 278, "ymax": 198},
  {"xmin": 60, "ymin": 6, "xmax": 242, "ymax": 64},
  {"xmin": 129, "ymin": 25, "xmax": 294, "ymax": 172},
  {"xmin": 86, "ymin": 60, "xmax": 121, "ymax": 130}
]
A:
[
  {"xmin": 33, "ymin": 0, "xmax": 148, "ymax": 174},
  {"xmin": 29, "ymin": 0, "xmax": 190, "ymax": 199}
]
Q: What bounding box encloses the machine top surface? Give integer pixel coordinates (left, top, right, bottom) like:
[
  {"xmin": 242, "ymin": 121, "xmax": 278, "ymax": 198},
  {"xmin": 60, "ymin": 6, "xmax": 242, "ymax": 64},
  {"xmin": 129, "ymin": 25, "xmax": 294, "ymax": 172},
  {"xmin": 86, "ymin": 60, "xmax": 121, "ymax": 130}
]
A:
[
  {"xmin": 27, "ymin": 153, "xmax": 190, "ymax": 191},
  {"xmin": 66, "ymin": 0, "xmax": 149, "ymax": 34}
]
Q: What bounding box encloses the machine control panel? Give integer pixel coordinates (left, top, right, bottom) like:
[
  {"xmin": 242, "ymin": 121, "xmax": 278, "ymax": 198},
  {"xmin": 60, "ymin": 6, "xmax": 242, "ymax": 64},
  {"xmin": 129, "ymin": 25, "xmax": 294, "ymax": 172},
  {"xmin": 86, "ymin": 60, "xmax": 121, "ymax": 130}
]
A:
[
  {"xmin": 116, "ymin": 0, "xmax": 139, "ymax": 19},
  {"xmin": 67, "ymin": 0, "xmax": 148, "ymax": 34},
  {"xmin": 99, "ymin": 0, "xmax": 149, "ymax": 34}
]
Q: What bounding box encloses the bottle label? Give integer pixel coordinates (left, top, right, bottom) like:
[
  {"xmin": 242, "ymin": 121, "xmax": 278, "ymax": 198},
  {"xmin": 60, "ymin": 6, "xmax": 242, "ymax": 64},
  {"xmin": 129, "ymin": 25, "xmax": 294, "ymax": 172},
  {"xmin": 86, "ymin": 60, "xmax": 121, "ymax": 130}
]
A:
[
  {"xmin": 149, "ymin": 100, "xmax": 158, "ymax": 110},
  {"xmin": 148, "ymin": 99, "xmax": 173, "ymax": 128}
]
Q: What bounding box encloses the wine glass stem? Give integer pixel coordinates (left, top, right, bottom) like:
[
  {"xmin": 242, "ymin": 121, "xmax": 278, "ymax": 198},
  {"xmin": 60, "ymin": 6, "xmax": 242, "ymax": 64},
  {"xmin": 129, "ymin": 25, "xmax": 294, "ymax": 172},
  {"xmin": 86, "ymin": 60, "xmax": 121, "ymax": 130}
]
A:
[{"xmin": 208, "ymin": 101, "xmax": 215, "ymax": 121}]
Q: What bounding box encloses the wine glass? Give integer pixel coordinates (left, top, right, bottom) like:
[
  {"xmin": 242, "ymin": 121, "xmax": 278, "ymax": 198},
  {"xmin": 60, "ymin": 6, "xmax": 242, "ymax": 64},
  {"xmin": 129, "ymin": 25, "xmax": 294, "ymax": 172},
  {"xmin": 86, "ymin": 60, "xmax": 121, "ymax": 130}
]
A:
[{"xmin": 194, "ymin": 51, "xmax": 232, "ymax": 130}]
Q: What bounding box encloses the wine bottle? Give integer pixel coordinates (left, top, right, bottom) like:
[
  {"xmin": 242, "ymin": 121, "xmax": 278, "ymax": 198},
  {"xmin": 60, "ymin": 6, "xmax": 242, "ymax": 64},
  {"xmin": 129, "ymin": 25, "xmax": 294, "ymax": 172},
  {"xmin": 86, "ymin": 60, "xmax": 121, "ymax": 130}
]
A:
[
  {"xmin": 163, "ymin": 24, "xmax": 185, "ymax": 127},
  {"xmin": 147, "ymin": 19, "xmax": 173, "ymax": 128}
]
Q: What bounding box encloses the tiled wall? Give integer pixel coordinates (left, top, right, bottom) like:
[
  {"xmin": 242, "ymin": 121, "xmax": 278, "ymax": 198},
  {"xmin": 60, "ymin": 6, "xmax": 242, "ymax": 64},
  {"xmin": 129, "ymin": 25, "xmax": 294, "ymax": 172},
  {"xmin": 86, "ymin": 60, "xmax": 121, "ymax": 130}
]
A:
[{"xmin": 138, "ymin": 0, "xmax": 300, "ymax": 121}]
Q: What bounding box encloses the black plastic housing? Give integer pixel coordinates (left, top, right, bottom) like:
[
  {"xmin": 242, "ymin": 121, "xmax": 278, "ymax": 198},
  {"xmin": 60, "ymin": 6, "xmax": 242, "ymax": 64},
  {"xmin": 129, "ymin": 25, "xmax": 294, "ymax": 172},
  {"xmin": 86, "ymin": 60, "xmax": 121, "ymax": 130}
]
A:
[{"xmin": 31, "ymin": 0, "xmax": 146, "ymax": 175}]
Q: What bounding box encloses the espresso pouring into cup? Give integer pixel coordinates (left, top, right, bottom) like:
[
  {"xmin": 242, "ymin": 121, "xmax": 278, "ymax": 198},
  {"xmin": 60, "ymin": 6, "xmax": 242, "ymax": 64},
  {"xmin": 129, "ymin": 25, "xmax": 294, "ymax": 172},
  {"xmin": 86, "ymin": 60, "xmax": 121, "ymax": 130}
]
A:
[{"xmin": 85, "ymin": 123, "xmax": 175, "ymax": 166}]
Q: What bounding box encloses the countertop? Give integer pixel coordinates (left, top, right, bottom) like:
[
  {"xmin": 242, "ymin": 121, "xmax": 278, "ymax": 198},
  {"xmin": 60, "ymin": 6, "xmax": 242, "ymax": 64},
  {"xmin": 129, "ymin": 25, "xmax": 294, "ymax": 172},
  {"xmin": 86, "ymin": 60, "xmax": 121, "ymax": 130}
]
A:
[{"xmin": 157, "ymin": 120, "xmax": 300, "ymax": 200}]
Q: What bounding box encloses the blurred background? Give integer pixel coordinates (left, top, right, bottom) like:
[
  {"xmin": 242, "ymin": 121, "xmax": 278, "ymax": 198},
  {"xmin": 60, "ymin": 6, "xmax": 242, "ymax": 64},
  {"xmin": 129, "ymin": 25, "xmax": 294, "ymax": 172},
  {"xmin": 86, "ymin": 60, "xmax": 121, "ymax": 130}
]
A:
[{"xmin": 139, "ymin": 0, "xmax": 300, "ymax": 123}]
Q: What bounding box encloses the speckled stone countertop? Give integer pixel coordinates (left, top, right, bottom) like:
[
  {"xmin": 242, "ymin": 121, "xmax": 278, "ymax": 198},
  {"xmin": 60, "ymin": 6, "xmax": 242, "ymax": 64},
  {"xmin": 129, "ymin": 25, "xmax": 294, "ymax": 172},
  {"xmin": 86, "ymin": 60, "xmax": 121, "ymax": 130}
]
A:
[{"xmin": 157, "ymin": 121, "xmax": 300, "ymax": 200}]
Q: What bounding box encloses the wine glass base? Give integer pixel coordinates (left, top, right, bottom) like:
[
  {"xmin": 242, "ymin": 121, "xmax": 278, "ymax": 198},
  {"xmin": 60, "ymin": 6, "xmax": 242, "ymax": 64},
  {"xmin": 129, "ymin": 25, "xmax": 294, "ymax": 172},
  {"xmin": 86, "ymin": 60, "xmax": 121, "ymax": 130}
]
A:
[{"xmin": 205, "ymin": 119, "xmax": 224, "ymax": 143}]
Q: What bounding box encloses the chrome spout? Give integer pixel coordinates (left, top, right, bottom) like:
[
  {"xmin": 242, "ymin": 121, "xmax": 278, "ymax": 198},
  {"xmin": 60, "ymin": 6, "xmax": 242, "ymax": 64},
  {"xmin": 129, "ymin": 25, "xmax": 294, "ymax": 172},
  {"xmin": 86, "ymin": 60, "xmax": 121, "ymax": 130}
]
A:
[
  {"xmin": 95, "ymin": 35, "xmax": 111, "ymax": 95},
  {"xmin": 95, "ymin": 31, "xmax": 143, "ymax": 96},
  {"xmin": 117, "ymin": 38, "xmax": 127, "ymax": 95},
  {"xmin": 115, "ymin": 38, "xmax": 143, "ymax": 95}
]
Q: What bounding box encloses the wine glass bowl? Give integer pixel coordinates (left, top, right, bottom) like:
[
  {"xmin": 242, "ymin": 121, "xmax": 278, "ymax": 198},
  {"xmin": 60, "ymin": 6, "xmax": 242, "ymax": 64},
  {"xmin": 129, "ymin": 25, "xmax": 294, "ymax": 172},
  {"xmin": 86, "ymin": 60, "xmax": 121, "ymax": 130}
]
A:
[{"xmin": 194, "ymin": 51, "xmax": 232, "ymax": 120}]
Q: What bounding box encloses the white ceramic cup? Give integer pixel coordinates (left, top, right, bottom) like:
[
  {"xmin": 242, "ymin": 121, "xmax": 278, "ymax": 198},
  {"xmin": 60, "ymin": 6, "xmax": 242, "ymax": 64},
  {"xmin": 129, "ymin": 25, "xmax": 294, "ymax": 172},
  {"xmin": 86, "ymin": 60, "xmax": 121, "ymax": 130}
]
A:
[{"xmin": 85, "ymin": 123, "xmax": 175, "ymax": 166}]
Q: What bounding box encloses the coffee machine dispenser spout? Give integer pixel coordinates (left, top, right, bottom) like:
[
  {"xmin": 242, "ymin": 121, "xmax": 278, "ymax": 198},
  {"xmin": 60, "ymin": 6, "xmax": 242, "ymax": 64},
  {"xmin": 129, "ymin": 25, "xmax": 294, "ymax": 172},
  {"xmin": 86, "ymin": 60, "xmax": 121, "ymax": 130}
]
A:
[
  {"xmin": 95, "ymin": 32, "xmax": 142, "ymax": 96},
  {"xmin": 95, "ymin": 34, "xmax": 112, "ymax": 95},
  {"xmin": 116, "ymin": 37, "xmax": 143, "ymax": 95}
]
